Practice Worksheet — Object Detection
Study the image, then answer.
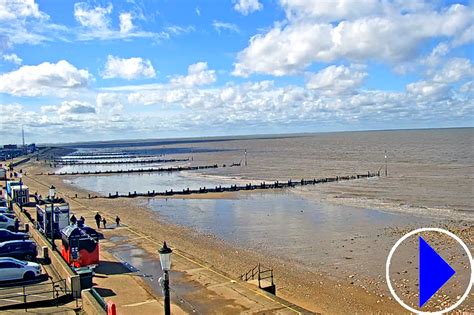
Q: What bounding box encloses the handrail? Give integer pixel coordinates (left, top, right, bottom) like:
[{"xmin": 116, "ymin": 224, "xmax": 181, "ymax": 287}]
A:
[
  {"xmin": 240, "ymin": 263, "xmax": 274, "ymax": 288},
  {"xmin": 0, "ymin": 279, "xmax": 68, "ymax": 308}
]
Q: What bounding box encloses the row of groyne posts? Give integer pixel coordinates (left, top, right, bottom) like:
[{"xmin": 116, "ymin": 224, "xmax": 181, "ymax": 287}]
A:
[
  {"xmin": 50, "ymin": 158, "xmax": 190, "ymax": 166},
  {"xmin": 76, "ymin": 171, "xmax": 380, "ymax": 199},
  {"xmin": 43, "ymin": 164, "xmax": 234, "ymax": 176}
]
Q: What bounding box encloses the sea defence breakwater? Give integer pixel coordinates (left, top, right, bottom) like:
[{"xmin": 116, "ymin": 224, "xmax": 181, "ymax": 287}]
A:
[
  {"xmin": 75, "ymin": 171, "xmax": 381, "ymax": 199},
  {"xmin": 51, "ymin": 158, "xmax": 190, "ymax": 165},
  {"xmin": 42, "ymin": 164, "xmax": 233, "ymax": 176}
]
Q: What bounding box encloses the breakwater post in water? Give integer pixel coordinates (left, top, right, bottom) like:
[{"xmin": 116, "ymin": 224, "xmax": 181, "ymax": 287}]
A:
[
  {"xmin": 52, "ymin": 158, "xmax": 190, "ymax": 166},
  {"xmin": 77, "ymin": 171, "xmax": 380, "ymax": 199},
  {"xmin": 44, "ymin": 164, "xmax": 231, "ymax": 176}
]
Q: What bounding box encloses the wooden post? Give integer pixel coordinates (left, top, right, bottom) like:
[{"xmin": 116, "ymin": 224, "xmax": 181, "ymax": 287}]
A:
[{"xmin": 258, "ymin": 263, "xmax": 261, "ymax": 288}]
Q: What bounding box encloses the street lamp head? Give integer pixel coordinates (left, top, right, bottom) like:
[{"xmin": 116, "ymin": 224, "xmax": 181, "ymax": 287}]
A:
[
  {"xmin": 49, "ymin": 185, "xmax": 56, "ymax": 199},
  {"xmin": 158, "ymin": 241, "xmax": 173, "ymax": 271}
]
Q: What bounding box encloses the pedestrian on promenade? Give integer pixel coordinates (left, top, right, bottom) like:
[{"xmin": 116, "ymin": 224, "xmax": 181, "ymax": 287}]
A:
[
  {"xmin": 70, "ymin": 214, "xmax": 77, "ymax": 225},
  {"xmin": 102, "ymin": 218, "xmax": 107, "ymax": 229},
  {"xmin": 14, "ymin": 218, "xmax": 20, "ymax": 232},
  {"xmin": 94, "ymin": 212, "xmax": 101, "ymax": 229},
  {"xmin": 115, "ymin": 216, "xmax": 120, "ymax": 227}
]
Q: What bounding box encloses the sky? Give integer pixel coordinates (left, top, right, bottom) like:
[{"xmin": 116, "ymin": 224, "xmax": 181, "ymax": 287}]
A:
[{"xmin": 0, "ymin": 0, "xmax": 473, "ymax": 144}]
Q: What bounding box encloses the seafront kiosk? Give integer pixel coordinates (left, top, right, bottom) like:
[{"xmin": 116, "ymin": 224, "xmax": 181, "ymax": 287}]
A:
[
  {"xmin": 10, "ymin": 184, "xmax": 30, "ymax": 205},
  {"xmin": 36, "ymin": 199, "xmax": 70, "ymax": 238},
  {"xmin": 61, "ymin": 223, "xmax": 100, "ymax": 268},
  {"xmin": 5, "ymin": 181, "xmax": 30, "ymax": 209}
]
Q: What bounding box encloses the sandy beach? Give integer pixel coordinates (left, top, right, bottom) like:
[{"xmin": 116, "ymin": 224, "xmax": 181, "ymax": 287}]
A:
[{"xmin": 20, "ymin": 153, "xmax": 473, "ymax": 314}]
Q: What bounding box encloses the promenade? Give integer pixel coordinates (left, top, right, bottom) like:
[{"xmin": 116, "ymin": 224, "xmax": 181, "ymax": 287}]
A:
[{"xmin": 19, "ymin": 162, "xmax": 313, "ymax": 314}]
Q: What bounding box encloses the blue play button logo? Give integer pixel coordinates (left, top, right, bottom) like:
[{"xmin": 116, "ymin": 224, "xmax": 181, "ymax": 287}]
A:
[
  {"xmin": 419, "ymin": 236, "xmax": 456, "ymax": 307},
  {"xmin": 386, "ymin": 228, "xmax": 473, "ymax": 314}
]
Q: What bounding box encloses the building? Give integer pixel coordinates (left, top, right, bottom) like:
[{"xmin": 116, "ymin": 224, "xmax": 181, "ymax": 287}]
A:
[
  {"xmin": 11, "ymin": 184, "xmax": 30, "ymax": 205},
  {"xmin": 36, "ymin": 200, "xmax": 71, "ymax": 238},
  {"xmin": 0, "ymin": 143, "xmax": 37, "ymax": 161}
]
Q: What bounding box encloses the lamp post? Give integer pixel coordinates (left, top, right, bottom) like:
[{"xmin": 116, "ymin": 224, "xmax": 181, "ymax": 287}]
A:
[
  {"xmin": 384, "ymin": 150, "xmax": 388, "ymax": 176},
  {"xmin": 18, "ymin": 175, "xmax": 23, "ymax": 212},
  {"xmin": 49, "ymin": 185, "xmax": 56, "ymax": 250},
  {"xmin": 158, "ymin": 242, "xmax": 173, "ymax": 315}
]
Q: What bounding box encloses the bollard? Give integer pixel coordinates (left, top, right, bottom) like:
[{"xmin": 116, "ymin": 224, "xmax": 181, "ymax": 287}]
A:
[
  {"xmin": 42, "ymin": 246, "xmax": 49, "ymax": 262},
  {"xmin": 24, "ymin": 223, "xmax": 29, "ymax": 233},
  {"xmin": 107, "ymin": 301, "xmax": 117, "ymax": 315}
]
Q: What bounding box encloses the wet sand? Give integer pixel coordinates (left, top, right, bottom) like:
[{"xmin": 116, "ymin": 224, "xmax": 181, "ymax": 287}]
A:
[
  {"xmin": 23, "ymin": 162, "xmax": 402, "ymax": 313},
  {"xmin": 22, "ymin": 160, "xmax": 474, "ymax": 313}
]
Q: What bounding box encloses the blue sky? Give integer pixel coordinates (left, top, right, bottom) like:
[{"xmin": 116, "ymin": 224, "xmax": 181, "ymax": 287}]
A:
[{"xmin": 0, "ymin": 0, "xmax": 473, "ymax": 144}]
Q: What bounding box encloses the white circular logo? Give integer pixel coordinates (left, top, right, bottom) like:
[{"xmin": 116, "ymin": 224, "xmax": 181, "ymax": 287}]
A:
[{"xmin": 386, "ymin": 227, "xmax": 473, "ymax": 314}]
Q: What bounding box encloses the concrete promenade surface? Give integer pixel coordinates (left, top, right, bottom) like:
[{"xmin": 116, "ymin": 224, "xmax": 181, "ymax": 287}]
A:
[{"xmin": 18, "ymin": 171, "xmax": 313, "ymax": 314}]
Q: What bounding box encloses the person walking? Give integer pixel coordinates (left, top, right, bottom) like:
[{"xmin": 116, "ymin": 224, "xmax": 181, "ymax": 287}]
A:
[
  {"xmin": 102, "ymin": 218, "xmax": 107, "ymax": 229},
  {"xmin": 115, "ymin": 216, "xmax": 120, "ymax": 227},
  {"xmin": 70, "ymin": 214, "xmax": 77, "ymax": 225},
  {"xmin": 94, "ymin": 212, "xmax": 102, "ymax": 229}
]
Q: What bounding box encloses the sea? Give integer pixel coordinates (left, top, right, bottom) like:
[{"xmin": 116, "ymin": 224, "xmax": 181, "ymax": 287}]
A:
[{"xmin": 57, "ymin": 128, "xmax": 473, "ymax": 281}]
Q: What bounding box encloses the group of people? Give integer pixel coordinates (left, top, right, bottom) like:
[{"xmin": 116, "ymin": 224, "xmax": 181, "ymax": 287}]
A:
[{"xmin": 70, "ymin": 212, "xmax": 121, "ymax": 229}]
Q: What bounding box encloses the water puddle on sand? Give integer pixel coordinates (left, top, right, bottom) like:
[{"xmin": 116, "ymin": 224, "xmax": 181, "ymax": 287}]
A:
[
  {"xmin": 145, "ymin": 191, "xmax": 438, "ymax": 284},
  {"xmin": 66, "ymin": 171, "xmax": 238, "ymax": 196}
]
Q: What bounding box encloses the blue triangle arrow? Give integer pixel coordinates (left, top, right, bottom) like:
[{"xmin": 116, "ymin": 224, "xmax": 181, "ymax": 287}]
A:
[{"xmin": 419, "ymin": 236, "xmax": 456, "ymax": 307}]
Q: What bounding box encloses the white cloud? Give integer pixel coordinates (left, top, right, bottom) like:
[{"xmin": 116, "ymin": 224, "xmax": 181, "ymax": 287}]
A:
[
  {"xmin": 406, "ymin": 58, "xmax": 473, "ymax": 100},
  {"xmin": 432, "ymin": 58, "xmax": 474, "ymax": 83},
  {"xmin": 233, "ymin": 2, "xmax": 473, "ymax": 76},
  {"xmin": 164, "ymin": 25, "xmax": 195, "ymax": 36},
  {"xmin": 459, "ymin": 81, "xmax": 474, "ymax": 94},
  {"xmin": 2, "ymin": 53, "xmax": 22, "ymax": 65},
  {"xmin": 212, "ymin": 20, "xmax": 240, "ymax": 34},
  {"xmin": 0, "ymin": 0, "xmax": 45, "ymax": 21},
  {"xmin": 96, "ymin": 93, "xmax": 124, "ymax": 114},
  {"xmin": 406, "ymin": 80, "xmax": 449, "ymax": 99},
  {"xmin": 74, "ymin": 2, "xmax": 112, "ymax": 30},
  {"xmin": 234, "ymin": 0, "xmax": 262, "ymax": 15},
  {"xmin": 41, "ymin": 100, "xmax": 96, "ymax": 115},
  {"xmin": 170, "ymin": 62, "xmax": 216, "ymax": 87},
  {"xmin": 119, "ymin": 12, "xmax": 133, "ymax": 33},
  {"xmin": 0, "ymin": 60, "xmax": 91, "ymax": 96},
  {"xmin": 73, "ymin": 2, "xmax": 157, "ymax": 41},
  {"xmin": 102, "ymin": 55, "xmax": 156, "ymax": 80},
  {"xmin": 0, "ymin": 0, "xmax": 64, "ymax": 48},
  {"xmin": 306, "ymin": 65, "xmax": 367, "ymax": 95}
]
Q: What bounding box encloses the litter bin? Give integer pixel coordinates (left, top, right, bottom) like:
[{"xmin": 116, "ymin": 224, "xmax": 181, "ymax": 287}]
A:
[{"xmin": 75, "ymin": 267, "xmax": 93, "ymax": 290}]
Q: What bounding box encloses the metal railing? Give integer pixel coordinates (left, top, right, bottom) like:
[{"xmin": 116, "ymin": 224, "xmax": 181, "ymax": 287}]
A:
[
  {"xmin": 0, "ymin": 279, "xmax": 68, "ymax": 308},
  {"xmin": 240, "ymin": 263, "xmax": 274, "ymax": 288}
]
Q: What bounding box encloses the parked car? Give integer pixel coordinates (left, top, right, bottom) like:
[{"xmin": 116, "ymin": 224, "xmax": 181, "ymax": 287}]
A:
[
  {"xmin": 2, "ymin": 213, "xmax": 15, "ymax": 220},
  {"xmin": 0, "ymin": 240, "xmax": 37, "ymax": 261},
  {"xmin": 0, "ymin": 229, "xmax": 28, "ymax": 242},
  {"xmin": 0, "ymin": 257, "xmax": 41, "ymax": 281},
  {"xmin": 0, "ymin": 214, "xmax": 15, "ymax": 231},
  {"xmin": 0, "ymin": 207, "xmax": 9, "ymax": 213}
]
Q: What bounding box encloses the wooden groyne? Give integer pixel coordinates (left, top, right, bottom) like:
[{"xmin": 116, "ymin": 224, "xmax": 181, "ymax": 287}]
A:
[
  {"xmin": 44, "ymin": 164, "xmax": 239, "ymax": 176},
  {"xmin": 75, "ymin": 171, "xmax": 380, "ymax": 199},
  {"xmin": 57, "ymin": 154, "xmax": 155, "ymax": 160},
  {"xmin": 52, "ymin": 158, "xmax": 189, "ymax": 165}
]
